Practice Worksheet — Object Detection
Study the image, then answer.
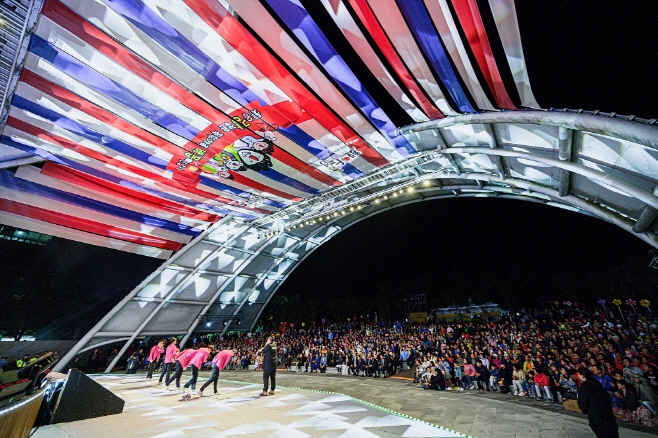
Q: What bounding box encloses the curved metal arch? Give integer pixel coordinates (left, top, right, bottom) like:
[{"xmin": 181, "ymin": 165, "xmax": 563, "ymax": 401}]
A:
[
  {"xmin": 243, "ymin": 179, "xmax": 658, "ymax": 331},
  {"xmin": 246, "ymin": 193, "xmax": 570, "ymax": 330},
  {"xmin": 54, "ymin": 111, "xmax": 658, "ymax": 372}
]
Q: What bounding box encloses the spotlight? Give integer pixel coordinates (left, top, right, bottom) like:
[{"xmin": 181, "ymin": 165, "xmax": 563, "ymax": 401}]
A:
[
  {"xmin": 319, "ymin": 217, "xmax": 323, "ymax": 221},
  {"xmin": 350, "ymin": 206, "xmax": 354, "ymax": 211},
  {"xmin": 383, "ymin": 195, "xmax": 388, "ymax": 200},
  {"xmin": 293, "ymin": 225, "xmax": 297, "ymax": 229},
  {"xmin": 341, "ymin": 211, "xmax": 345, "ymax": 215},
  {"xmin": 375, "ymin": 199, "xmax": 380, "ymax": 204},
  {"xmin": 299, "ymin": 223, "xmax": 303, "ymax": 228},
  {"xmin": 312, "ymin": 220, "xmax": 316, "ymax": 224},
  {"xmin": 407, "ymin": 187, "xmax": 413, "ymax": 193},
  {"xmin": 206, "ymin": 322, "xmax": 211, "ymax": 327},
  {"xmin": 305, "ymin": 220, "xmax": 309, "ymax": 225},
  {"xmin": 333, "ymin": 212, "xmax": 338, "ymax": 216},
  {"xmin": 223, "ymin": 320, "xmax": 227, "ymax": 326},
  {"xmin": 424, "ymin": 180, "xmax": 430, "ymax": 186},
  {"xmin": 399, "ymin": 189, "xmax": 403, "ymax": 194},
  {"xmin": 326, "ymin": 215, "xmax": 330, "ymax": 220},
  {"xmin": 357, "ymin": 205, "xmax": 362, "ymax": 209},
  {"xmin": 393, "ymin": 193, "xmax": 397, "ymax": 198}
]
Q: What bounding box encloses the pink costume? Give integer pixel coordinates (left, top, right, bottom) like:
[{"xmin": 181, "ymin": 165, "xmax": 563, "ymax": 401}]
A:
[
  {"xmin": 212, "ymin": 350, "xmax": 234, "ymax": 370},
  {"xmin": 176, "ymin": 349, "xmax": 196, "ymax": 369},
  {"xmin": 190, "ymin": 348, "xmax": 211, "ymax": 369},
  {"xmin": 149, "ymin": 345, "xmax": 164, "ymax": 363},
  {"xmin": 164, "ymin": 343, "xmax": 178, "ymax": 364}
]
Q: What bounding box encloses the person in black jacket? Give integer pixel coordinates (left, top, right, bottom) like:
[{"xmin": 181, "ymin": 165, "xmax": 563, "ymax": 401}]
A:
[
  {"xmin": 258, "ymin": 336, "xmax": 277, "ymax": 396},
  {"xmin": 577, "ymin": 369, "xmax": 619, "ymax": 438},
  {"xmin": 427, "ymin": 368, "xmax": 446, "ymax": 390}
]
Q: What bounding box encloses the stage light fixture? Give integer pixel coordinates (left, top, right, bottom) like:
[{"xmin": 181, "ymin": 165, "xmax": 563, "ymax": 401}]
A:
[
  {"xmin": 333, "ymin": 212, "xmax": 338, "ymax": 216},
  {"xmin": 299, "ymin": 224, "xmax": 303, "ymax": 228},
  {"xmin": 399, "ymin": 189, "xmax": 403, "ymax": 194},
  {"xmin": 341, "ymin": 210, "xmax": 345, "ymax": 215},
  {"xmin": 375, "ymin": 199, "xmax": 380, "ymax": 204},
  {"xmin": 407, "ymin": 187, "xmax": 413, "ymax": 193},
  {"xmin": 305, "ymin": 220, "xmax": 309, "ymax": 225},
  {"xmin": 312, "ymin": 220, "xmax": 316, "ymax": 224},
  {"xmin": 350, "ymin": 206, "xmax": 354, "ymax": 211},
  {"xmin": 206, "ymin": 322, "xmax": 211, "ymax": 327},
  {"xmin": 383, "ymin": 195, "xmax": 388, "ymax": 200},
  {"xmin": 357, "ymin": 205, "xmax": 362, "ymax": 209},
  {"xmin": 424, "ymin": 180, "xmax": 430, "ymax": 186},
  {"xmin": 326, "ymin": 215, "xmax": 330, "ymax": 220}
]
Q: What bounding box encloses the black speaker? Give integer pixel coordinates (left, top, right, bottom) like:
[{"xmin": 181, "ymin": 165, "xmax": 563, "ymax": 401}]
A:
[{"xmin": 50, "ymin": 369, "xmax": 124, "ymax": 424}]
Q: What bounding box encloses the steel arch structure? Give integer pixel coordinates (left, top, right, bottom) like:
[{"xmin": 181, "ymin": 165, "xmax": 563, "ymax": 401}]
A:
[{"xmin": 53, "ymin": 110, "xmax": 658, "ymax": 372}]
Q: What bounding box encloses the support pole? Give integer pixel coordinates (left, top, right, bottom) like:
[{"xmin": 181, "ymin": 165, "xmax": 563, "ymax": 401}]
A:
[
  {"xmin": 483, "ymin": 124, "xmax": 507, "ymax": 178},
  {"xmin": 434, "ymin": 129, "xmax": 461, "ymax": 175},
  {"xmin": 633, "ymin": 187, "xmax": 658, "ymax": 233},
  {"xmin": 558, "ymin": 127, "xmax": 574, "ymax": 197}
]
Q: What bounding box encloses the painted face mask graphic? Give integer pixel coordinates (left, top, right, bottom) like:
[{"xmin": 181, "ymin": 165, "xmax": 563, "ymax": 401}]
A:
[
  {"xmin": 238, "ymin": 149, "xmax": 266, "ymax": 166},
  {"xmin": 225, "ymin": 159, "xmax": 244, "ymax": 171}
]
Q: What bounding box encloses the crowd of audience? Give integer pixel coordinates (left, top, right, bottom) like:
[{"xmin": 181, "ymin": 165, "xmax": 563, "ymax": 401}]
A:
[{"xmin": 127, "ymin": 307, "xmax": 657, "ymax": 428}]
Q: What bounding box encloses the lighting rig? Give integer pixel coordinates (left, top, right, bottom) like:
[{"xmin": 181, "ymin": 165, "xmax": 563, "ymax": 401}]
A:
[{"xmin": 254, "ymin": 150, "xmax": 456, "ymax": 238}]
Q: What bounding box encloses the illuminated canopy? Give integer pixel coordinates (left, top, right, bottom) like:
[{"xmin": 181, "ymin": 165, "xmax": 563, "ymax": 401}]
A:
[{"xmin": 0, "ymin": 1, "xmax": 656, "ymax": 371}]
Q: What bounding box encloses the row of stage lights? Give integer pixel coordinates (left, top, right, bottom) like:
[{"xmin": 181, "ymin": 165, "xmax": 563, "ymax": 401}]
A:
[{"xmin": 262, "ymin": 180, "xmax": 432, "ymax": 238}]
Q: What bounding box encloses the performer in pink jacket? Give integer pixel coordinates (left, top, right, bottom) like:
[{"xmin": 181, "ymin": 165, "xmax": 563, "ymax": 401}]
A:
[
  {"xmin": 158, "ymin": 338, "xmax": 178, "ymax": 384},
  {"xmin": 146, "ymin": 341, "xmax": 165, "ymax": 380},
  {"xmin": 199, "ymin": 349, "xmax": 235, "ymax": 396},
  {"xmin": 165, "ymin": 347, "xmax": 196, "ymax": 390},
  {"xmin": 183, "ymin": 346, "xmax": 212, "ymax": 392}
]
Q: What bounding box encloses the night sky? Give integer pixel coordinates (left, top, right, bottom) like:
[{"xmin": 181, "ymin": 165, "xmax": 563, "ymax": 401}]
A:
[{"xmin": 1, "ymin": 1, "xmax": 656, "ymax": 338}]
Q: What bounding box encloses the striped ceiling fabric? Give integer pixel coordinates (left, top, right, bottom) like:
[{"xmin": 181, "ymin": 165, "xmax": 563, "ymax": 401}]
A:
[{"xmin": 0, "ymin": 0, "xmax": 539, "ymax": 258}]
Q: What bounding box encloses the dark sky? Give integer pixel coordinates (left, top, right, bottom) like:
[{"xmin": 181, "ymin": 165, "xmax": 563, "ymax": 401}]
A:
[
  {"xmin": 275, "ymin": 197, "xmax": 656, "ymax": 311},
  {"xmin": 1, "ymin": 1, "xmax": 656, "ymax": 338}
]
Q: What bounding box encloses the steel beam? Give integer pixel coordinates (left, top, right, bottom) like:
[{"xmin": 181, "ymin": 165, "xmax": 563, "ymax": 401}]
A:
[
  {"xmin": 633, "ymin": 187, "xmax": 658, "ymax": 233},
  {"xmin": 395, "ymin": 111, "xmax": 658, "ymax": 150},
  {"xmin": 52, "ymin": 217, "xmax": 235, "ymax": 372},
  {"xmin": 441, "ymin": 147, "xmax": 658, "ymax": 209},
  {"xmin": 483, "ymin": 124, "xmax": 507, "ymax": 178},
  {"xmin": 557, "ymin": 127, "xmax": 574, "ymax": 197}
]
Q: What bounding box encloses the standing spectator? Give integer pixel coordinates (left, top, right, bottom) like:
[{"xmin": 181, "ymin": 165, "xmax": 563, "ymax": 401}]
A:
[
  {"xmin": 87, "ymin": 349, "xmax": 99, "ymax": 373},
  {"xmin": 258, "ymin": 336, "xmax": 277, "ymax": 396},
  {"xmin": 577, "ymin": 369, "xmax": 619, "ymax": 438}
]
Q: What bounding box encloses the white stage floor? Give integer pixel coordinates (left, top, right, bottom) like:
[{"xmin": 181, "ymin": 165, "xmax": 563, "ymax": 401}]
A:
[{"xmin": 33, "ymin": 375, "xmax": 463, "ymax": 438}]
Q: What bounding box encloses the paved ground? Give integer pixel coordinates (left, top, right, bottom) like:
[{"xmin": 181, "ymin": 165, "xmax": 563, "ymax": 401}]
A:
[
  {"xmin": 212, "ymin": 369, "xmax": 657, "ymax": 438},
  {"xmin": 33, "ymin": 375, "xmax": 463, "ymax": 438}
]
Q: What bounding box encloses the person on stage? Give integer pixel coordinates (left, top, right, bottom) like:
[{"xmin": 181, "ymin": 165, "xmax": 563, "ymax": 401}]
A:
[
  {"xmin": 198, "ymin": 348, "xmax": 235, "ymax": 396},
  {"xmin": 165, "ymin": 345, "xmax": 196, "ymax": 391},
  {"xmin": 159, "ymin": 338, "xmax": 178, "ymax": 385},
  {"xmin": 258, "ymin": 336, "xmax": 277, "ymax": 396},
  {"xmin": 146, "ymin": 341, "xmax": 164, "ymax": 380},
  {"xmin": 183, "ymin": 345, "xmax": 212, "ymax": 393}
]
